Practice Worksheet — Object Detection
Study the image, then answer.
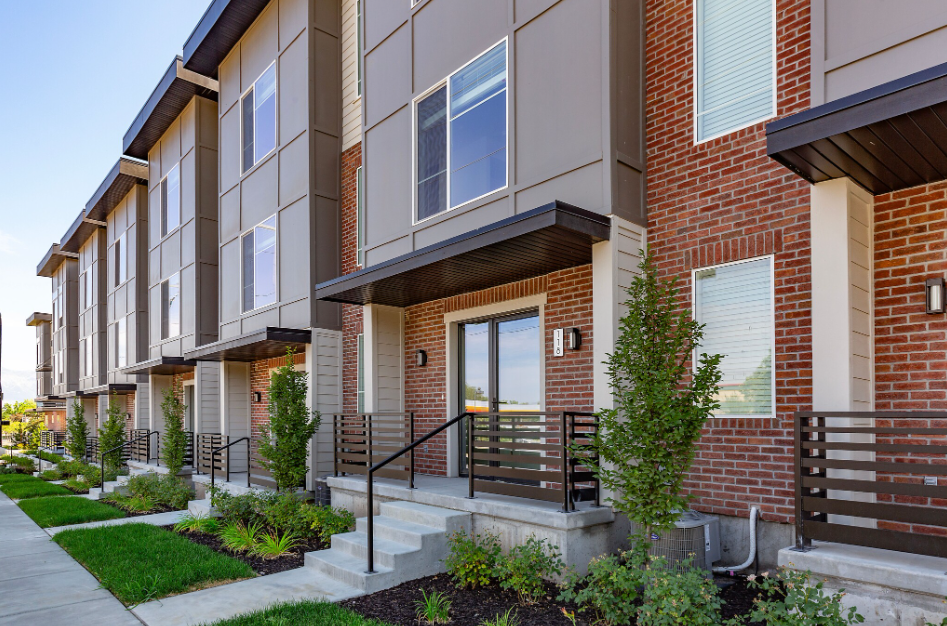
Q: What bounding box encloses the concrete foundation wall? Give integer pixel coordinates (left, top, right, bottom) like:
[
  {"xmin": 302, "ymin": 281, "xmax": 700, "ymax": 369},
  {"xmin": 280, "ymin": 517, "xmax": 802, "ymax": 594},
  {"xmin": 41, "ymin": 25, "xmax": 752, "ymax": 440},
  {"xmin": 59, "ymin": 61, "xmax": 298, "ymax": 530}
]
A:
[{"xmin": 717, "ymin": 514, "xmax": 794, "ymax": 572}]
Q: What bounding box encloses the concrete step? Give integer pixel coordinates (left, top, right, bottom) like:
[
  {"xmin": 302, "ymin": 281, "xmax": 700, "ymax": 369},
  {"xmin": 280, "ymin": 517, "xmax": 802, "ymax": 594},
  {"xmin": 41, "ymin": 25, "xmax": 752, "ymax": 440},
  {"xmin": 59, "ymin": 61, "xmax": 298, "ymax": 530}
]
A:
[
  {"xmin": 355, "ymin": 515, "xmax": 446, "ymax": 549},
  {"xmin": 187, "ymin": 499, "xmax": 220, "ymax": 517},
  {"xmin": 305, "ymin": 547, "xmax": 396, "ymax": 594},
  {"xmin": 331, "ymin": 531, "xmax": 418, "ymax": 569},
  {"xmin": 87, "ymin": 488, "xmax": 103, "ymax": 500},
  {"xmin": 102, "ymin": 481, "xmax": 129, "ymax": 495},
  {"xmin": 378, "ymin": 500, "xmax": 471, "ymax": 534}
]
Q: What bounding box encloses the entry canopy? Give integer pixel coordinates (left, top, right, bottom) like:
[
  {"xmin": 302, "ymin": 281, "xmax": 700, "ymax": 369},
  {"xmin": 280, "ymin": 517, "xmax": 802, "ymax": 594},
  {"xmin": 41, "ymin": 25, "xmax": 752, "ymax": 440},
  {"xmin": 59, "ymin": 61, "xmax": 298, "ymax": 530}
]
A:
[
  {"xmin": 768, "ymin": 60, "xmax": 947, "ymax": 195},
  {"xmin": 121, "ymin": 356, "xmax": 196, "ymax": 376},
  {"xmin": 315, "ymin": 201, "xmax": 611, "ymax": 307},
  {"xmin": 184, "ymin": 327, "xmax": 311, "ymax": 362}
]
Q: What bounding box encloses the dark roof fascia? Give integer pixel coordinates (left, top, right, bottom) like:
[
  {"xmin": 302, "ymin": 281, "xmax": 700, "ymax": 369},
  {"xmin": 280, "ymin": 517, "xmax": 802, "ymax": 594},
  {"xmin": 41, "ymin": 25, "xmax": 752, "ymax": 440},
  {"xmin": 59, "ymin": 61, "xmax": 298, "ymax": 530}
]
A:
[
  {"xmin": 26, "ymin": 313, "xmax": 52, "ymax": 327},
  {"xmin": 183, "ymin": 0, "xmax": 272, "ymax": 78},
  {"xmin": 122, "ymin": 56, "xmax": 219, "ymax": 160},
  {"xmin": 85, "ymin": 383, "xmax": 138, "ymax": 396},
  {"xmin": 85, "ymin": 158, "xmax": 149, "ymax": 222},
  {"xmin": 184, "ymin": 327, "xmax": 311, "ymax": 362},
  {"xmin": 37, "ymin": 244, "xmax": 78, "ymax": 278},
  {"xmin": 314, "ymin": 200, "xmax": 610, "ymax": 306},
  {"xmin": 59, "ymin": 210, "xmax": 106, "ymax": 254},
  {"xmin": 120, "ymin": 356, "xmax": 197, "ymax": 376}
]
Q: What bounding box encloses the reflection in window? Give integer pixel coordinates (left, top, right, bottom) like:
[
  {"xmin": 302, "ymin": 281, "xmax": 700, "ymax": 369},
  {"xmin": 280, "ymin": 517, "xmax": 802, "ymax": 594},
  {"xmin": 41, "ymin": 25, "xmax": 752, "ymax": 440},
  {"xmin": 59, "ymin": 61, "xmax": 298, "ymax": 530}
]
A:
[
  {"xmin": 161, "ymin": 273, "xmax": 180, "ymax": 340},
  {"xmin": 243, "ymin": 64, "xmax": 277, "ymax": 173},
  {"xmin": 242, "ymin": 216, "xmax": 277, "ymax": 312},
  {"xmin": 160, "ymin": 165, "xmax": 180, "ymax": 237}
]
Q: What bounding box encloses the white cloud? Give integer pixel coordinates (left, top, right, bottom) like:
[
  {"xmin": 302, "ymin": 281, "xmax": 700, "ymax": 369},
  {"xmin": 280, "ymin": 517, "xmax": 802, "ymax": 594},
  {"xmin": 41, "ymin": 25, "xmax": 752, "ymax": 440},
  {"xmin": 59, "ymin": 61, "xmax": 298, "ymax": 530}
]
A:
[
  {"xmin": 0, "ymin": 368, "xmax": 35, "ymax": 405},
  {"xmin": 0, "ymin": 229, "xmax": 18, "ymax": 255}
]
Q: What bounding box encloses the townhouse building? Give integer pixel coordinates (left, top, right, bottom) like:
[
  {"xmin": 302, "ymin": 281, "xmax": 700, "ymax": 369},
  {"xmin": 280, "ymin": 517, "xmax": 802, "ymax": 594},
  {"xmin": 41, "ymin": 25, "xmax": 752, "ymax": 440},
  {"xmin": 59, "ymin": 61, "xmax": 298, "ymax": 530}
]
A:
[{"xmin": 26, "ymin": 312, "xmax": 66, "ymax": 430}]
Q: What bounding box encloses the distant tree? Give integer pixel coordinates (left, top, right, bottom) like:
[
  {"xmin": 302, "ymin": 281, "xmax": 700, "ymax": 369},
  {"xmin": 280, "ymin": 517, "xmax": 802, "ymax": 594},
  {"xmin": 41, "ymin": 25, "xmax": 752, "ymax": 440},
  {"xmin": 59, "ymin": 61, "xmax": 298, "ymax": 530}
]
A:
[
  {"xmin": 3, "ymin": 400, "xmax": 36, "ymax": 421},
  {"xmin": 65, "ymin": 400, "xmax": 89, "ymax": 460}
]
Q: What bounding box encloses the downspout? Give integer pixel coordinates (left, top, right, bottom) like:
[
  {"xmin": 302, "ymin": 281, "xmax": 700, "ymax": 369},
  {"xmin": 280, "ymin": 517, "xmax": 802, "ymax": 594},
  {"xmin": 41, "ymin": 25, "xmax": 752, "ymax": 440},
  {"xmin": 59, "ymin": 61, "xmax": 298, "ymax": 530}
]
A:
[{"xmin": 713, "ymin": 506, "xmax": 759, "ymax": 574}]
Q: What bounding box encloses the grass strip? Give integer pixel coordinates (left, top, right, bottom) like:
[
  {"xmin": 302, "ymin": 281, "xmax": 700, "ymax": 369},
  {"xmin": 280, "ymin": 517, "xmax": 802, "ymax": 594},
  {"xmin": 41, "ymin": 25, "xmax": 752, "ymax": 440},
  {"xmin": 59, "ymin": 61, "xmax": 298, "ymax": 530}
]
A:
[
  {"xmin": 54, "ymin": 523, "xmax": 256, "ymax": 605},
  {"xmin": 1, "ymin": 478, "xmax": 72, "ymax": 499},
  {"xmin": 19, "ymin": 496, "xmax": 126, "ymax": 528},
  {"xmin": 200, "ymin": 601, "xmax": 394, "ymax": 626},
  {"xmin": 0, "ymin": 473, "xmax": 40, "ymax": 484}
]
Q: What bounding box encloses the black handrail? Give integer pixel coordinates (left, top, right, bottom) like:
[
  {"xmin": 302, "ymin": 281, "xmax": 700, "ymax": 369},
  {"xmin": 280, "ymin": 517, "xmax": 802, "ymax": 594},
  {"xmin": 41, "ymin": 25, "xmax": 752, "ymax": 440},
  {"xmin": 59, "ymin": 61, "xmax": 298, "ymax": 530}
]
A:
[
  {"xmin": 100, "ymin": 431, "xmax": 154, "ymax": 487},
  {"xmin": 365, "ymin": 412, "xmax": 472, "ymax": 573},
  {"xmin": 211, "ymin": 437, "xmax": 251, "ymax": 489}
]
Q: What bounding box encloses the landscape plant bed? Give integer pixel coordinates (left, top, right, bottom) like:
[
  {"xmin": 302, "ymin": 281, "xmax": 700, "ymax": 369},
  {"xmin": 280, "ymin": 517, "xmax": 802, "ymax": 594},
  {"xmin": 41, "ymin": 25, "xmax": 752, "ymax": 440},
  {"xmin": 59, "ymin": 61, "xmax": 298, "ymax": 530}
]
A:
[
  {"xmin": 53, "ymin": 523, "xmax": 255, "ymax": 605},
  {"xmin": 18, "ymin": 495, "xmax": 126, "ymax": 528},
  {"xmin": 200, "ymin": 600, "xmax": 393, "ymax": 626},
  {"xmin": 160, "ymin": 524, "xmax": 326, "ymax": 576},
  {"xmin": 101, "ymin": 499, "xmax": 176, "ymax": 518},
  {"xmin": 341, "ymin": 573, "xmax": 767, "ymax": 626}
]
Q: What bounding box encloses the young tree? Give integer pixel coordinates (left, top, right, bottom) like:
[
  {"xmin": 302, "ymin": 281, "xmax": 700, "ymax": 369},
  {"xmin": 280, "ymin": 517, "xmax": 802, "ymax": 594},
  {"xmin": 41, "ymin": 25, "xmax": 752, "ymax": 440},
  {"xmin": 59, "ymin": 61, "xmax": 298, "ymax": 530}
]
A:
[
  {"xmin": 161, "ymin": 382, "xmax": 187, "ymax": 476},
  {"xmin": 99, "ymin": 394, "xmax": 127, "ymax": 474},
  {"xmin": 589, "ymin": 253, "xmax": 722, "ymax": 536},
  {"xmin": 258, "ymin": 348, "xmax": 321, "ymax": 490},
  {"xmin": 66, "ymin": 399, "xmax": 89, "ymax": 460}
]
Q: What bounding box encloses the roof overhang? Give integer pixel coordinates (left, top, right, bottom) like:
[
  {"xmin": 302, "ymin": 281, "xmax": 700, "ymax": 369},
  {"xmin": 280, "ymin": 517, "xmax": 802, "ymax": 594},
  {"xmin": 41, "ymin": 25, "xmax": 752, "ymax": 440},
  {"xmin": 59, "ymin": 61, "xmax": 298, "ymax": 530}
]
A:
[
  {"xmin": 183, "ymin": 0, "xmax": 272, "ymax": 79},
  {"xmin": 121, "ymin": 357, "xmax": 196, "ymax": 376},
  {"xmin": 26, "ymin": 312, "xmax": 51, "ymax": 327},
  {"xmin": 767, "ymin": 60, "xmax": 947, "ymax": 195},
  {"xmin": 37, "ymin": 244, "xmax": 78, "ymax": 278},
  {"xmin": 59, "ymin": 210, "xmax": 106, "ymax": 254},
  {"xmin": 85, "ymin": 158, "xmax": 149, "ymax": 221},
  {"xmin": 123, "ymin": 56, "xmax": 219, "ymax": 160},
  {"xmin": 184, "ymin": 327, "xmax": 311, "ymax": 362},
  {"xmin": 84, "ymin": 383, "xmax": 139, "ymax": 396},
  {"xmin": 315, "ymin": 201, "xmax": 611, "ymax": 307}
]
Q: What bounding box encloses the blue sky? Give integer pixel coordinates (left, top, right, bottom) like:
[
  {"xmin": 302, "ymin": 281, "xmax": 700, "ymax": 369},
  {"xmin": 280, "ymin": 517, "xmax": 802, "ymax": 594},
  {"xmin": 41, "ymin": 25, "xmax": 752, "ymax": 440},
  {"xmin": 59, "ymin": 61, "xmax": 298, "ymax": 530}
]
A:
[{"xmin": 0, "ymin": 1, "xmax": 210, "ymax": 404}]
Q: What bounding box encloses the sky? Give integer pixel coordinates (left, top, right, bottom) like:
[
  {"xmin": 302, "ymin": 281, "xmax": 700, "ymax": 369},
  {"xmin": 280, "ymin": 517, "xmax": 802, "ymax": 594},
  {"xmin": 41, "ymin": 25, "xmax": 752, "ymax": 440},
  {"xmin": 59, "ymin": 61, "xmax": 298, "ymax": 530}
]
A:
[{"xmin": 0, "ymin": 1, "xmax": 211, "ymax": 404}]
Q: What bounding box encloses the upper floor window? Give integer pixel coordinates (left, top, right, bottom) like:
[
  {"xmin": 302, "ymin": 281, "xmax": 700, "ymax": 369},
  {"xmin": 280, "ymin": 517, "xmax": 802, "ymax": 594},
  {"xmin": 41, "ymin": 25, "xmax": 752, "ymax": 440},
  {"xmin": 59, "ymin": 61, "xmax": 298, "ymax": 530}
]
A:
[
  {"xmin": 160, "ymin": 164, "xmax": 181, "ymax": 238},
  {"xmin": 242, "ymin": 216, "xmax": 277, "ymax": 312},
  {"xmin": 114, "ymin": 232, "xmax": 127, "ymax": 287},
  {"xmin": 415, "ymin": 39, "xmax": 508, "ymax": 222},
  {"xmin": 81, "ymin": 337, "xmax": 92, "ymax": 379},
  {"xmin": 356, "ymin": 166, "xmax": 364, "ymax": 267},
  {"xmin": 160, "ymin": 272, "xmax": 181, "ymax": 340},
  {"xmin": 80, "ymin": 266, "xmax": 92, "ymax": 311},
  {"xmin": 242, "ymin": 63, "xmax": 277, "ymax": 174},
  {"xmin": 356, "ymin": 0, "xmax": 362, "ymax": 97},
  {"xmin": 693, "ymin": 256, "xmax": 774, "ymax": 418},
  {"xmin": 116, "ymin": 316, "xmax": 127, "ymax": 369},
  {"xmin": 694, "ymin": 0, "xmax": 775, "ymax": 143}
]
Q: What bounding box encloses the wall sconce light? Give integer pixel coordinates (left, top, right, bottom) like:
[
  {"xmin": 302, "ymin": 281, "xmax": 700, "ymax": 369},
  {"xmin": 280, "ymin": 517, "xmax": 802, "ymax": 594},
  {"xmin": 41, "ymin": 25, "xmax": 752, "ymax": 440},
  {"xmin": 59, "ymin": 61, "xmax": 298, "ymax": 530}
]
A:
[
  {"xmin": 926, "ymin": 278, "xmax": 945, "ymax": 314},
  {"xmin": 568, "ymin": 327, "xmax": 582, "ymax": 350},
  {"xmin": 252, "ymin": 391, "xmax": 262, "ymax": 403},
  {"xmin": 416, "ymin": 349, "xmax": 428, "ymax": 367}
]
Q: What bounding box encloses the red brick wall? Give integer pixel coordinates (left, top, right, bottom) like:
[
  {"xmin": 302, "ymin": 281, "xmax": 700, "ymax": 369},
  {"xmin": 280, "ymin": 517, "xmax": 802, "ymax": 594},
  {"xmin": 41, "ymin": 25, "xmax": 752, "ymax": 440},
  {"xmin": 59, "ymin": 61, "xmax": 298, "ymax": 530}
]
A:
[
  {"xmin": 403, "ymin": 267, "xmax": 595, "ymax": 475},
  {"xmin": 341, "ymin": 143, "xmax": 364, "ymax": 416},
  {"xmin": 645, "ymin": 0, "xmax": 811, "ymax": 524},
  {"xmin": 249, "ymin": 352, "xmax": 306, "ymax": 438}
]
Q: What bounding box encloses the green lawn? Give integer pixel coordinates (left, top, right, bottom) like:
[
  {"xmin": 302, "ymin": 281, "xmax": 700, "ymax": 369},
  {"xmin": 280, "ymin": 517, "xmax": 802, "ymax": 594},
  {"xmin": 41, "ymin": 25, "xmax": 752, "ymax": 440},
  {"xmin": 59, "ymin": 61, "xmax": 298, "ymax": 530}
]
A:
[
  {"xmin": 0, "ymin": 477, "xmax": 72, "ymax": 499},
  {"xmin": 19, "ymin": 496, "xmax": 126, "ymax": 528},
  {"xmin": 0, "ymin": 473, "xmax": 39, "ymax": 484},
  {"xmin": 54, "ymin": 523, "xmax": 256, "ymax": 605},
  {"xmin": 200, "ymin": 601, "xmax": 393, "ymax": 626}
]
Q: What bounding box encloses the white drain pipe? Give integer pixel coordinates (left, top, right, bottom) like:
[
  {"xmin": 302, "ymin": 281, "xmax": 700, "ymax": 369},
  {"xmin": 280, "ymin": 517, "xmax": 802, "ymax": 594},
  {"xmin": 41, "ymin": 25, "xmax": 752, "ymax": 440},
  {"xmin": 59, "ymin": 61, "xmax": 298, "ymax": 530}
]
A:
[{"xmin": 713, "ymin": 506, "xmax": 759, "ymax": 574}]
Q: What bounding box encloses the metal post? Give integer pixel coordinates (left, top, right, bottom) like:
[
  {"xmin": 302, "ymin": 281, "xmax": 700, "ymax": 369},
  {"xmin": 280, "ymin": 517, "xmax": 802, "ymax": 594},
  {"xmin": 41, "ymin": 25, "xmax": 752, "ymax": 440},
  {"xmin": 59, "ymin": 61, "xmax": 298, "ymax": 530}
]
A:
[
  {"xmin": 793, "ymin": 413, "xmax": 809, "ymax": 551},
  {"xmin": 560, "ymin": 412, "xmax": 569, "ymax": 512},
  {"xmin": 367, "ymin": 466, "xmax": 375, "ymax": 573},
  {"xmin": 467, "ymin": 413, "xmax": 475, "ymax": 499},
  {"xmin": 246, "ymin": 437, "xmax": 250, "ymax": 488},
  {"xmin": 333, "ymin": 414, "xmax": 339, "ymax": 477},
  {"xmin": 366, "ymin": 414, "xmax": 372, "ymax": 475},
  {"xmin": 408, "ymin": 412, "xmax": 415, "ymax": 489}
]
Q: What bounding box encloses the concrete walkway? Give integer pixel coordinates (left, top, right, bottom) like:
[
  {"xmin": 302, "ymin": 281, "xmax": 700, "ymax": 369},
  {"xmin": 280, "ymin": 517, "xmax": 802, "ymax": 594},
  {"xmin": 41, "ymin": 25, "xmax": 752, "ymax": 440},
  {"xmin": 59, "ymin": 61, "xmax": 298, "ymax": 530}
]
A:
[
  {"xmin": 0, "ymin": 491, "xmax": 141, "ymax": 625},
  {"xmin": 46, "ymin": 509, "xmax": 189, "ymax": 536}
]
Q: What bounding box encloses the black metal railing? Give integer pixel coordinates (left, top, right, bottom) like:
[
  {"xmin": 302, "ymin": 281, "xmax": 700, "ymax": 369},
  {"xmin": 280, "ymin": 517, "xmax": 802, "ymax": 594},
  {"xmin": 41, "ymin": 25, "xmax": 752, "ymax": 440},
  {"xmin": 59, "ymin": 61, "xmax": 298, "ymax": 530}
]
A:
[
  {"xmin": 99, "ymin": 431, "xmax": 151, "ymax": 486},
  {"xmin": 795, "ymin": 411, "xmax": 947, "ymax": 558},
  {"xmin": 335, "ymin": 411, "xmax": 600, "ymax": 573},
  {"xmin": 40, "ymin": 430, "xmax": 66, "ymax": 449},
  {"xmin": 196, "ymin": 433, "xmax": 227, "ymax": 475},
  {"xmin": 211, "ymin": 437, "xmax": 251, "ymax": 489},
  {"xmin": 85, "ymin": 437, "xmax": 99, "ymax": 463},
  {"xmin": 129, "ymin": 429, "xmax": 158, "ymax": 463}
]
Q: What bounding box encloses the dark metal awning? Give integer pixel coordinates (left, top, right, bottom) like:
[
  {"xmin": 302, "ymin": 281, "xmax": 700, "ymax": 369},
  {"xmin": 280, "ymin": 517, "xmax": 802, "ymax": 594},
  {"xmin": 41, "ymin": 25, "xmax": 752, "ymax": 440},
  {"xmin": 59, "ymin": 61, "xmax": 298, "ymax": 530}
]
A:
[
  {"xmin": 315, "ymin": 201, "xmax": 611, "ymax": 307},
  {"xmin": 85, "ymin": 158, "xmax": 149, "ymax": 221},
  {"xmin": 85, "ymin": 383, "xmax": 138, "ymax": 396},
  {"xmin": 123, "ymin": 56, "xmax": 219, "ymax": 160},
  {"xmin": 768, "ymin": 60, "xmax": 947, "ymax": 195},
  {"xmin": 37, "ymin": 243, "xmax": 77, "ymax": 278},
  {"xmin": 121, "ymin": 357, "xmax": 196, "ymax": 376},
  {"xmin": 183, "ymin": 0, "xmax": 272, "ymax": 79},
  {"xmin": 26, "ymin": 312, "xmax": 51, "ymax": 327},
  {"xmin": 184, "ymin": 327, "xmax": 311, "ymax": 362},
  {"xmin": 59, "ymin": 210, "xmax": 106, "ymax": 254}
]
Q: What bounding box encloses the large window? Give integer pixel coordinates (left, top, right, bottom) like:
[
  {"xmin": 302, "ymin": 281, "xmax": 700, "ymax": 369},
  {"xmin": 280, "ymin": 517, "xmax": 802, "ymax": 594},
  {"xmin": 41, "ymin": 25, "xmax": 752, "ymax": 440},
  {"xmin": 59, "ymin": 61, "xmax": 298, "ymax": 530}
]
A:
[
  {"xmin": 160, "ymin": 273, "xmax": 181, "ymax": 340},
  {"xmin": 415, "ymin": 39, "xmax": 508, "ymax": 222},
  {"xmin": 242, "ymin": 63, "xmax": 277, "ymax": 174},
  {"xmin": 356, "ymin": 0, "xmax": 362, "ymax": 97},
  {"xmin": 80, "ymin": 266, "xmax": 92, "ymax": 311},
  {"xmin": 82, "ymin": 337, "xmax": 92, "ymax": 379},
  {"xmin": 114, "ymin": 232, "xmax": 127, "ymax": 287},
  {"xmin": 116, "ymin": 316, "xmax": 127, "ymax": 369},
  {"xmin": 694, "ymin": 0, "xmax": 775, "ymax": 143},
  {"xmin": 694, "ymin": 256, "xmax": 774, "ymax": 418},
  {"xmin": 160, "ymin": 164, "xmax": 180, "ymax": 238},
  {"xmin": 356, "ymin": 166, "xmax": 364, "ymax": 267},
  {"xmin": 242, "ymin": 216, "xmax": 277, "ymax": 312},
  {"xmin": 357, "ymin": 333, "xmax": 365, "ymax": 413}
]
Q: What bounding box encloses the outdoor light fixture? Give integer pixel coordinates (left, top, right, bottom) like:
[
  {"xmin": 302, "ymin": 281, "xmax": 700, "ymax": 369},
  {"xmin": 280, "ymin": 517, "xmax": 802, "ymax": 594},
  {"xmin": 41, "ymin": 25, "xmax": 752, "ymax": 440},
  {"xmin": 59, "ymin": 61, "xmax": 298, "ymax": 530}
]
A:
[
  {"xmin": 926, "ymin": 278, "xmax": 945, "ymax": 314},
  {"xmin": 252, "ymin": 391, "xmax": 262, "ymax": 403},
  {"xmin": 416, "ymin": 349, "xmax": 428, "ymax": 366},
  {"xmin": 568, "ymin": 328, "xmax": 582, "ymax": 350}
]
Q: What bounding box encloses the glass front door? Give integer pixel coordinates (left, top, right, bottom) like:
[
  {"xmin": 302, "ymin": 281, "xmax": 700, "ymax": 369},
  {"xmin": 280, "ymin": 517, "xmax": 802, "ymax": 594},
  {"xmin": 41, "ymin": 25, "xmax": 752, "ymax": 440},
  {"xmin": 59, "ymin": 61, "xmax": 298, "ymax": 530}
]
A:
[{"xmin": 458, "ymin": 311, "xmax": 541, "ymax": 474}]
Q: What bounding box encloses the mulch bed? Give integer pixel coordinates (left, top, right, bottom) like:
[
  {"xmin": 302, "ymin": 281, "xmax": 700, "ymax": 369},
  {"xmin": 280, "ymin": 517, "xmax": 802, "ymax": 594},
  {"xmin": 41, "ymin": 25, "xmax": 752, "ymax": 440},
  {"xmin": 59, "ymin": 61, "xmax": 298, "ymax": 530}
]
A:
[
  {"xmin": 159, "ymin": 525, "xmax": 327, "ymax": 576},
  {"xmin": 342, "ymin": 573, "xmax": 769, "ymax": 626}
]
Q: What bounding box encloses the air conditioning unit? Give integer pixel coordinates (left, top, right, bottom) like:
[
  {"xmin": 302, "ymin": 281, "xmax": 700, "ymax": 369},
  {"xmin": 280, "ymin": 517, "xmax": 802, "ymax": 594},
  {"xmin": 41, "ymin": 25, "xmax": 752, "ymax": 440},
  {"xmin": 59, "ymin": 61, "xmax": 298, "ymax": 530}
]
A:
[{"xmin": 634, "ymin": 510, "xmax": 721, "ymax": 572}]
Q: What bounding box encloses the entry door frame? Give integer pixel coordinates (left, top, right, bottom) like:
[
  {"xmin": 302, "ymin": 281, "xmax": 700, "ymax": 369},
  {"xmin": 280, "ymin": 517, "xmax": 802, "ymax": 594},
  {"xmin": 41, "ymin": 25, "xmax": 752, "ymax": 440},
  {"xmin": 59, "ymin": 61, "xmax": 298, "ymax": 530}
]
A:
[
  {"xmin": 443, "ymin": 294, "xmax": 546, "ymax": 479},
  {"xmin": 182, "ymin": 379, "xmax": 196, "ymax": 434}
]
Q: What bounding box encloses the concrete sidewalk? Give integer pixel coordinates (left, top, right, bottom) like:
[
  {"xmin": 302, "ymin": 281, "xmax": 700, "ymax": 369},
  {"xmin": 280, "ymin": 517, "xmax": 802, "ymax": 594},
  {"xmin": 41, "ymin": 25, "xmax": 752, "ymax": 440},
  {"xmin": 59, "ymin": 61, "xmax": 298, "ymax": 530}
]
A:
[
  {"xmin": 0, "ymin": 491, "xmax": 140, "ymax": 625},
  {"xmin": 46, "ymin": 509, "xmax": 189, "ymax": 536}
]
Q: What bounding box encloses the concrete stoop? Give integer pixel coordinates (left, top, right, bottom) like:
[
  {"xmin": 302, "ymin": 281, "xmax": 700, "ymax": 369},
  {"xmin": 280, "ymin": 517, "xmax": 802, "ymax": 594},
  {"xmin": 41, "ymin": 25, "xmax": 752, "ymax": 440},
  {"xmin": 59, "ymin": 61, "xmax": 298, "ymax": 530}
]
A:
[{"xmin": 306, "ymin": 501, "xmax": 471, "ymax": 594}]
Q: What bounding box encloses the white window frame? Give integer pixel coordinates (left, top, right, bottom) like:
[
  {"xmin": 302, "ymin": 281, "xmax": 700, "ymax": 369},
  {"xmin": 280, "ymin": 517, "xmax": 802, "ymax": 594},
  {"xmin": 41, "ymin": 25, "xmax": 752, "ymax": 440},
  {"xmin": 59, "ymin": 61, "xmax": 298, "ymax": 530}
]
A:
[
  {"xmin": 691, "ymin": 255, "xmax": 776, "ymax": 419},
  {"xmin": 240, "ymin": 215, "xmax": 278, "ymax": 314},
  {"xmin": 692, "ymin": 0, "xmax": 777, "ymax": 145},
  {"xmin": 80, "ymin": 265, "xmax": 92, "ymax": 312},
  {"xmin": 116, "ymin": 316, "xmax": 127, "ymax": 369},
  {"xmin": 412, "ymin": 37, "xmax": 509, "ymax": 225},
  {"xmin": 159, "ymin": 163, "xmax": 181, "ymax": 239},
  {"xmin": 356, "ymin": 0, "xmax": 362, "ymax": 98},
  {"xmin": 356, "ymin": 333, "xmax": 365, "ymax": 413},
  {"xmin": 356, "ymin": 166, "xmax": 364, "ymax": 267},
  {"xmin": 160, "ymin": 272, "xmax": 181, "ymax": 341},
  {"xmin": 240, "ymin": 61, "xmax": 278, "ymax": 175},
  {"xmin": 82, "ymin": 337, "xmax": 92, "ymax": 379}
]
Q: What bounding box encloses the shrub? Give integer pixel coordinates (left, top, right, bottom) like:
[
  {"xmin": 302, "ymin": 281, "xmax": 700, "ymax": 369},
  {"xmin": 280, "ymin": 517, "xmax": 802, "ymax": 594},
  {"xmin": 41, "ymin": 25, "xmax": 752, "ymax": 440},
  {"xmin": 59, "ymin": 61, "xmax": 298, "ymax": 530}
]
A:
[
  {"xmin": 308, "ymin": 505, "xmax": 355, "ymax": 544},
  {"xmin": 748, "ymin": 567, "xmax": 865, "ymax": 626},
  {"xmin": 263, "ymin": 492, "xmax": 315, "ymax": 538},
  {"xmin": 257, "ymin": 348, "xmax": 321, "ymax": 490},
  {"xmin": 161, "ymin": 383, "xmax": 187, "ymax": 476},
  {"xmin": 495, "ymin": 535, "xmax": 564, "ymax": 604},
  {"xmin": 480, "ymin": 608, "xmax": 519, "ymax": 626},
  {"xmin": 637, "ymin": 559, "xmax": 723, "ymax": 626},
  {"xmin": 445, "ymin": 530, "xmax": 502, "ymax": 590},
  {"xmin": 583, "ymin": 253, "xmax": 722, "ymax": 536},
  {"xmin": 103, "ymin": 493, "xmax": 158, "ymax": 513},
  {"xmin": 125, "ymin": 473, "xmax": 192, "ymax": 510},
  {"xmin": 211, "ymin": 489, "xmax": 274, "ymax": 527},
  {"xmin": 98, "ymin": 394, "xmax": 127, "ymax": 474},
  {"xmin": 415, "ymin": 589, "xmax": 451, "ymax": 625},
  {"xmin": 40, "ymin": 469, "xmax": 62, "ymax": 481},
  {"xmin": 219, "ymin": 521, "xmax": 264, "ymax": 553},
  {"xmin": 174, "ymin": 513, "xmax": 221, "ymax": 534},
  {"xmin": 65, "ymin": 399, "xmax": 89, "ymax": 460},
  {"xmin": 251, "ymin": 531, "xmax": 301, "ymax": 559},
  {"xmin": 63, "ymin": 479, "xmax": 90, "ymax": 494},
  {"xmin": 1, "ymin": 454, "xmax": 36, "ymax": 472},
  {"xmin": 558, "ymin": 548, "xmax": 647, "ymax": 626}
]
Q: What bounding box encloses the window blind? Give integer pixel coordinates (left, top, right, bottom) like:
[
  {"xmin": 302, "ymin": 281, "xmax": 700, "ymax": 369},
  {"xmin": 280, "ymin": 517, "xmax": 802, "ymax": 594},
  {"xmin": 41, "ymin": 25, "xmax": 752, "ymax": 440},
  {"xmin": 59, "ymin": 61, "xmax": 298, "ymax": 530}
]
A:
[
  {"xmin": 695, "ymin": 257, "xmax": 774, "ymax": 416},
  {"xmin": 696, "ymin": 0, "xmax": 774, "ymax": 141}
]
